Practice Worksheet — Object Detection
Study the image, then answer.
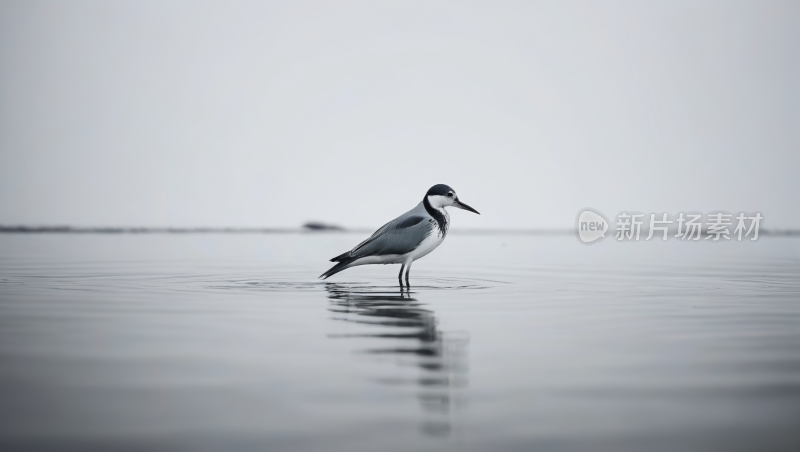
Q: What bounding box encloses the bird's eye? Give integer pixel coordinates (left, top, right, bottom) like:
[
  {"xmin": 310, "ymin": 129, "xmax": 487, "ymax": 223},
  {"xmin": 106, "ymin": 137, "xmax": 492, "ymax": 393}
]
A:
[{"xmin": 447, "ymin": 192, "xmax": 454, "ymax": 197}]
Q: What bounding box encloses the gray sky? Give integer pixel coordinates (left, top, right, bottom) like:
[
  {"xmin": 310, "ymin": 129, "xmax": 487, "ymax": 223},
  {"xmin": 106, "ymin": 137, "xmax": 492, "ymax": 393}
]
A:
[{"xmin": 1, "ymin": 1, "xmax": 798, "ymax": 229}]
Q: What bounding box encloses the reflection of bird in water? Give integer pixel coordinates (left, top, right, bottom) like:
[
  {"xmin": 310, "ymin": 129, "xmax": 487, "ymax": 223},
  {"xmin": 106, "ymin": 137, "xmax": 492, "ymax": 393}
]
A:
[{"xmin": 325, "ymin": 283, "xmax": 469, "ymax": 438}]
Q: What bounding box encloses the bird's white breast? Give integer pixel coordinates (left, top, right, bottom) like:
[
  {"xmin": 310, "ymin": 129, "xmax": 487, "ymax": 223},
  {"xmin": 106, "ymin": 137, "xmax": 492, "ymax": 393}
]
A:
[{"xmin": 407, "ymin": 221, "xmax": 446, "ymax": 261}]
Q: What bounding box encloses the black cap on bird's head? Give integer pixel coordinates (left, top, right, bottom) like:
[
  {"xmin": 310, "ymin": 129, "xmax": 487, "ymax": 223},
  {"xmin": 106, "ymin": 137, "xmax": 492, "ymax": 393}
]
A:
[
  {"xmin": 426, "ymin": 184, "xmax": 454, "ymax": 197},
  {"xmin": 424, "ymin": 184, "xmax": 480, "ymax": 214}
]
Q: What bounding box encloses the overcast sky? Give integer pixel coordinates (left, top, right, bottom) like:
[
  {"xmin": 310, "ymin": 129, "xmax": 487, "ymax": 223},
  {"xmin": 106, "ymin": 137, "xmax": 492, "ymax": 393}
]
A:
[{"xmin": 1, "ymin": 1, "xmax": 798, "ymax": 229}]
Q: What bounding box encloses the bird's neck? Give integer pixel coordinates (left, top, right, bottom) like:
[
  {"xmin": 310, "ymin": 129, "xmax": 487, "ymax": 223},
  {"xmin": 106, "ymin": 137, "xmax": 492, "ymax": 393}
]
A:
[{"xmin": 423, "ymin": 196, "xmax": 449, "ymax": 237}]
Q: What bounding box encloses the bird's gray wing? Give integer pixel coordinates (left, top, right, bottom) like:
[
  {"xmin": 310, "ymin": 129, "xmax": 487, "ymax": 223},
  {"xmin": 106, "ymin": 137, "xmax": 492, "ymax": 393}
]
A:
[{"xmin": 348, "ymin": 214, "xmax": 433, "ymax": 258}]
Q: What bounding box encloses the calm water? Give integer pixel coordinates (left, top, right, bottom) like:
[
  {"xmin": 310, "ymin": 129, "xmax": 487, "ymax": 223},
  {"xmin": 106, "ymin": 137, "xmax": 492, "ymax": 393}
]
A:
[{"xmin": 0, "ymin": 233, "xmax": 799, "ymax": 451}]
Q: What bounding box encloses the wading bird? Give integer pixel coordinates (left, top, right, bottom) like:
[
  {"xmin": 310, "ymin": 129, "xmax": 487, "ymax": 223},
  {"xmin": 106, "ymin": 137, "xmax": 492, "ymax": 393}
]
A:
[{"xmin": 320, "ymin": 184, "xmax": 480, "ymax": 287}]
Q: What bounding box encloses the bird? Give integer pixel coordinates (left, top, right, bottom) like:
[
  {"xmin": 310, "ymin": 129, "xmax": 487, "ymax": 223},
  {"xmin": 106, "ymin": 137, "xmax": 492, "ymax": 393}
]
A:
[{"xmin": 319, "ymin": 184, "xmax": 480, "ymax": 287}]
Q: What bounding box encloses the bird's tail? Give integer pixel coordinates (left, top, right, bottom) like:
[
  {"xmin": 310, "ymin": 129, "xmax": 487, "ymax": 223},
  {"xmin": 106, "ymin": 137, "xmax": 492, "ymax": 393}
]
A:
[
  {"xmin": 319, "ymin": 257, "xmax": 357, "ymax": 280},
  {"xmin": 329, "ymin": 251, "xmax": 351, "ymax": 262}
]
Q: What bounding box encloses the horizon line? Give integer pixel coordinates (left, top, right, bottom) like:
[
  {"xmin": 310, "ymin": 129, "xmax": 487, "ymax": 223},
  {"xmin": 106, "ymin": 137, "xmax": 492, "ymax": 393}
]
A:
[
  {"xmin": 0, "ymin": 224, "xmax": 573, "ymax": 235},
  {"xmin": 1, "ymin": 225, "xmax": 799, "ymax": 236}
]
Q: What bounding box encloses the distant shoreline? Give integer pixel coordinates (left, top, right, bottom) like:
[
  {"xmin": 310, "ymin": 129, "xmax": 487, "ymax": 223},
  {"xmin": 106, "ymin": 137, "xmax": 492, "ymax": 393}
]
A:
[
  {"xmin": 0, "ymin": 225, "xmax": 572, "ymax": 235},
  {"xmin": 1, "ymin": 226, "xmax": 799, "ymax": 236}
]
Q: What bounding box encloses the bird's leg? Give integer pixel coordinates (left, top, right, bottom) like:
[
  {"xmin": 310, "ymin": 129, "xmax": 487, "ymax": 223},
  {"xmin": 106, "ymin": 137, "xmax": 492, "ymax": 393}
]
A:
[
  {"xmin": 405, "ymin": 260, "xmax": 412, "ymax": 289},
  {"xmin": 398, "ymin": 262, "xmax": 406, "ymax": 288}
]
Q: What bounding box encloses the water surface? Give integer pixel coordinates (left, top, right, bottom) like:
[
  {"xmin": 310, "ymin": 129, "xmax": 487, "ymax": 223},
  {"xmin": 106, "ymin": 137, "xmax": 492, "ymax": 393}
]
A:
[{"xmin": 1, "ymin": 233, "xmax": 799, "ymax": 451}]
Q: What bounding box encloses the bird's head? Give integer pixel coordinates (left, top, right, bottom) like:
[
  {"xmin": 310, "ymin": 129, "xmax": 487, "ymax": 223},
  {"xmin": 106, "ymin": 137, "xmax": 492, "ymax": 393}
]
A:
[{"xmin": 425, "ymin": 184, "xmax": 480, "ymax": 214}]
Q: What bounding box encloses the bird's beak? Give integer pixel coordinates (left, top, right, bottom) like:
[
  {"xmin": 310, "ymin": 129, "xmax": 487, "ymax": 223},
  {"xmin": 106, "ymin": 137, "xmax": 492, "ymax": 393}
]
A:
[{"xmin": 454, "ymin": 199, "xmax": 480, "ymax": 215}]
